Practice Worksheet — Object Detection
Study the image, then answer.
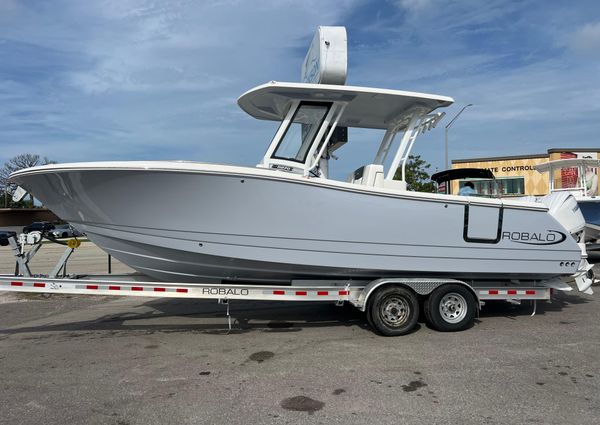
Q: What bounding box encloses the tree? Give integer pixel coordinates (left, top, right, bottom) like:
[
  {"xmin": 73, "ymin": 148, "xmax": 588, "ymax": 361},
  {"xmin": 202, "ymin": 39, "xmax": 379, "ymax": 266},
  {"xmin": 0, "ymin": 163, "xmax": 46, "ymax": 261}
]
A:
[
  {"xmin": 393, "ymin": 154, "xmax": 436, "ymax": 192},
  {"xmin": 1, "ymin": 154, "xmax": 55, "ymax": 208}
]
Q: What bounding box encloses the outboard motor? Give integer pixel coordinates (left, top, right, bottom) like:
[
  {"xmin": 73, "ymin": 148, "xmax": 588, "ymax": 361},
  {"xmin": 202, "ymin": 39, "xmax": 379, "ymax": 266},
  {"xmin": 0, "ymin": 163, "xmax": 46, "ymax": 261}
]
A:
[
  {"xmin": 522, "ymin": 192, "xmax": 595, "ymax": 293},
  {"xmin": 521, "ymin": 192, "xmax": 586, "ymax": 237}
]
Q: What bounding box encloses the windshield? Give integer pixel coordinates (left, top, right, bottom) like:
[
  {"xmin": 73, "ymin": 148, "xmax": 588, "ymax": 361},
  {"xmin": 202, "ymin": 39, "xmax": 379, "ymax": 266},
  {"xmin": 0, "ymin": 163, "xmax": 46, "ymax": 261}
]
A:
[{"xmin": 272, "ymin": 102, "xmax": 330, "ymax": 163}]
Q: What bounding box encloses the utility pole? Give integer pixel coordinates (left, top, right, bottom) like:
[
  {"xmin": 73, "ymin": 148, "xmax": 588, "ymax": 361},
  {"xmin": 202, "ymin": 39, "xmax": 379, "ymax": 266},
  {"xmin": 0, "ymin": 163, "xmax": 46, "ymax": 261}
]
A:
[{"xmin": 445, "ymin": 104, "xmax": 473, "ymax": 169}]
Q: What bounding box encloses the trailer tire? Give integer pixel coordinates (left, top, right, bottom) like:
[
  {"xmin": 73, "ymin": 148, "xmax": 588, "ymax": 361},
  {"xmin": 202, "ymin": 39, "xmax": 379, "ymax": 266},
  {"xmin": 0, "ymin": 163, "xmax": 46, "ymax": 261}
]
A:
[
  {"xmin": 367, "ymin": 286, "xmax": 419, "ymax": 336},
  {"xmin": 425, "ymin": 284, "xmax": 476, "ymax": 332},
  {"xmin": 423, "ymin": 299, "xmax": 433, "ymax": 325}
]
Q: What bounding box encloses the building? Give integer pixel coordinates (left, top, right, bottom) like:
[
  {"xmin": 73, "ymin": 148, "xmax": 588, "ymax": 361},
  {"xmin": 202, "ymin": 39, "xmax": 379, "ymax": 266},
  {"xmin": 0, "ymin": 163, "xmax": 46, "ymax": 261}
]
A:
[
  {"xmin": 0, "ymin": 208, "xmax": 61, "ymax": 233},
  {"xmin": 451, "ymin": 148, "xmax": 600, "ymax": 197}
]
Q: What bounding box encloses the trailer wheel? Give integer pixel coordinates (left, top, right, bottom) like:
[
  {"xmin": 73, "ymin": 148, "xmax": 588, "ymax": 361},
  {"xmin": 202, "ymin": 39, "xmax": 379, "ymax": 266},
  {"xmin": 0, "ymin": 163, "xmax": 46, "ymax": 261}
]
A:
[
  {"xmin": 367, "ymin": 286, "xmax": 419, "ymax": 336},
  {"xmin": 425, "ymin": 284, "xmax": 476, "ymax": 332}
]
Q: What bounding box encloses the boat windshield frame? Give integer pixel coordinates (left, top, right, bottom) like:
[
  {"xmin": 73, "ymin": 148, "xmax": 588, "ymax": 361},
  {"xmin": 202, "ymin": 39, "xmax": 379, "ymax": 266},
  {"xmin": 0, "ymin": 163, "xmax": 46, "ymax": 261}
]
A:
[
  {"xmin": 259, "ymin": 100, "xmax": 347, "ymax": 176},
  {"xmin": 271, "ymin": 101, "xmax": 333, "ymax": 164}
]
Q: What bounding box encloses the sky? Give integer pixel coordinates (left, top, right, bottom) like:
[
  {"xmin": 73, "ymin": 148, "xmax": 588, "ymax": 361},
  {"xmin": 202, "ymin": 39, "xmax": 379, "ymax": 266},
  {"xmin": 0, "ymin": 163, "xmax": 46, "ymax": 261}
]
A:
[{"xmin": 0, "ymin": 0, "xmax": 599, "ymax": 179}]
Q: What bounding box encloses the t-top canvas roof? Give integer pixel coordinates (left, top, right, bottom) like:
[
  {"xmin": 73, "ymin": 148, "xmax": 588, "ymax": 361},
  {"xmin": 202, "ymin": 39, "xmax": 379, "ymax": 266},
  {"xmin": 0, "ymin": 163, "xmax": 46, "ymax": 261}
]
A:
[
  {"xmin": 536, "ymin": 158, "xmax": 600, "ymax": 173},
  {"xmin": 238, "ymin": 81, "xmax": 454, "ymax": 130},
  {"xmin": 431, "ymin": 168, "xmax": 495, "ymax": 184}
]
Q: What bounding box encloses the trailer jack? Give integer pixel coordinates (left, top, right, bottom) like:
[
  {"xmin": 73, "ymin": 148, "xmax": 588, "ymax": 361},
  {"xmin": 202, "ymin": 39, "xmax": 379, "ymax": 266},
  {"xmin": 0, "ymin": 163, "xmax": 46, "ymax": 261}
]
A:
[{"xmin": 218, "ymin": 298, "xmax": 232, "ymax": 334}]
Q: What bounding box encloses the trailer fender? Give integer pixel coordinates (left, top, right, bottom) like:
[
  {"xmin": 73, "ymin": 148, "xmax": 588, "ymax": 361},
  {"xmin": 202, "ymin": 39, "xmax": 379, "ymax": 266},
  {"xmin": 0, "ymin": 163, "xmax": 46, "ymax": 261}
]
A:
[{"xmin": 356, "ymin": 278, "xmax": 478, "ymax": 312}]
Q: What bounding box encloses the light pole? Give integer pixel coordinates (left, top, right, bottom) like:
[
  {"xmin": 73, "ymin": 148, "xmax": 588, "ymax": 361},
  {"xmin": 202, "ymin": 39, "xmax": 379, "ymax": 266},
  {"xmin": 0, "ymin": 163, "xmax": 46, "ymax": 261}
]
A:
[{"xmin": 444, "ymin": 103, "xmax": 473, "ymax": 169}]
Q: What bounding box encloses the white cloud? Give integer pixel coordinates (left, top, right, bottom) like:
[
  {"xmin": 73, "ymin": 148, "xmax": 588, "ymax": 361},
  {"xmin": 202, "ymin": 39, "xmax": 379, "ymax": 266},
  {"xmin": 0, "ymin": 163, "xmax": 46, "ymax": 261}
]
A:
[
  {"xmin": 0, "ymin": 0, "xmax": 20, "ymax": 14},
  {"xmin": 1, "ymin": 0, "xmax": 599, "ymax": 179},
  {"xmin": 568, "ymin": 21, "xmax": 600, "ymax": 54},
  {"xmin": 397, "ymin": 0, "xmax": 434, "ymax": 13},
  {"xmin": 0, "ymin": 0, "xmax": 360, "ymax": 168},
  {"xmin": 63, "ymin": 1, "xmax": 359, "ymax": 94}
]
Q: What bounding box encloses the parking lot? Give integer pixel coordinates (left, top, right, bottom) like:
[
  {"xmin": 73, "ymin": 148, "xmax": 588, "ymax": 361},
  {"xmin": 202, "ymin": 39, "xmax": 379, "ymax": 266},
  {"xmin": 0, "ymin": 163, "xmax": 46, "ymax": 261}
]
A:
[{"xmin": 1, "ymin": 243, "xmax": 599, "ymax": 424}]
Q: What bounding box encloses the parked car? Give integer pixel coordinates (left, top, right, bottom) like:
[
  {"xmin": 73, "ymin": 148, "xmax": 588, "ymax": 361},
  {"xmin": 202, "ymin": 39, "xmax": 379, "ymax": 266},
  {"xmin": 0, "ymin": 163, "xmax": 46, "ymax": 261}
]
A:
[
  {"xmin": 0, "ymin": 230, "xmax": 17, "ymax": 246},
  {"xmin": 50, "ymin": 224, "xmax": 84, "ymax": 239},
  {"xmin": 22, "ymin": 221, "xmax": 55, "ymax": 234}
]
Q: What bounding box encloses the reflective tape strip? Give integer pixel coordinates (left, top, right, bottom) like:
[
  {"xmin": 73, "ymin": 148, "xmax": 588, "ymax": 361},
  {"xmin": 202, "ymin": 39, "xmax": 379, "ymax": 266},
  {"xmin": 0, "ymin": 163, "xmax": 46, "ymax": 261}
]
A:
[
  {"xmin": 9, "ymin": 281, "xmax": 45, "ymax": 288},
  {"xmin": 76, "ymin": 284, "xmax": 186, "ymax": 293},
  {"xmin": 271, "ymin": 289, "xmax": 348, "ymax": 297},
  {"xmin": 2, "ymin": 279, "xmax": 360, "ymax": 299},
  {"xmin": 481, "ymin": 289, "xmax": 538, "ymax": 295}
]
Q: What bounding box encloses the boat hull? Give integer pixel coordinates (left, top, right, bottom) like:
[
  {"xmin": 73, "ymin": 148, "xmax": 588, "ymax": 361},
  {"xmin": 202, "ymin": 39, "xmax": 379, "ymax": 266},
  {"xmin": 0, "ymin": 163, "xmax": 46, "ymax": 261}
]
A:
[{"xmin": 11, "ymin": 163, "xmax": 583, "ymax": 283}]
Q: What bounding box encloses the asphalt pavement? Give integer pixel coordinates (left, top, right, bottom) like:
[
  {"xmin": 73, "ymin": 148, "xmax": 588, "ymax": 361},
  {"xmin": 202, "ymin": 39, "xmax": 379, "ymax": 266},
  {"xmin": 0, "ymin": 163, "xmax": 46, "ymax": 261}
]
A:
[{"xmin": 0, "ymin": 245, "xmax": 599, "ymax": 424}]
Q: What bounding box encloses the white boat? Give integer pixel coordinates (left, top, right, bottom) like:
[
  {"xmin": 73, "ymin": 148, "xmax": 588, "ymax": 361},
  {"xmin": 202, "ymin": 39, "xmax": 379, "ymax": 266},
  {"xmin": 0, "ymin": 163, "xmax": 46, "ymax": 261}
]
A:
[
  {"xmin": 8, "ymin": 27, "xmax": 595, "ymax": 293},
  {"xmin": 536, "ymin": 158, "xmax": 600, "ymax": 243}
]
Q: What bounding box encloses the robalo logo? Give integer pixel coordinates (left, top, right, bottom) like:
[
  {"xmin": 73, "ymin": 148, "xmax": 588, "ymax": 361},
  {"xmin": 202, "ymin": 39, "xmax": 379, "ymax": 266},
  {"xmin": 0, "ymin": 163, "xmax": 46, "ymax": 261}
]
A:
[{"xmin": 502, "ymin": 230, "xmax": 567, "ymax": 245}]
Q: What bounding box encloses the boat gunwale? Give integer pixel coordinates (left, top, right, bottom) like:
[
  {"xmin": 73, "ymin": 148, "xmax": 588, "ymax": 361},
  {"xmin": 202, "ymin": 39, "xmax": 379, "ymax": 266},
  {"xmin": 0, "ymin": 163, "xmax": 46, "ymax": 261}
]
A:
[{"xmin": 11, "ymin": 161, "xmax": 549, "ymax": 211}]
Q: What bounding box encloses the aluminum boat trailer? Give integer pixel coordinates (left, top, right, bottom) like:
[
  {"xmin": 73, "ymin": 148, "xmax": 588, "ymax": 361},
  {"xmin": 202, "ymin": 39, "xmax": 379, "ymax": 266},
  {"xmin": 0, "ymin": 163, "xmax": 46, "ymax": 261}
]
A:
[{"xmin": 0, "ymin": 234, "xmax": 572, "ymax": 336}]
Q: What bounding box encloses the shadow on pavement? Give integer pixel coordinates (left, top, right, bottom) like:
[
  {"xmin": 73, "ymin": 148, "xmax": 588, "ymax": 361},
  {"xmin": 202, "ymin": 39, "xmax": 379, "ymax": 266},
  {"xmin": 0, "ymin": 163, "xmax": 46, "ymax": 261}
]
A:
[
  {"xmin": 0, "ymin": 299, "xmax": 369, "ymax": 336},
  {"xmin": 478, "ymin": 291, "xmax": 591, "ymax": 319},
  {"xmin": 0, "ymin": 291, "xmax": 591, "ymax": 337}
]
